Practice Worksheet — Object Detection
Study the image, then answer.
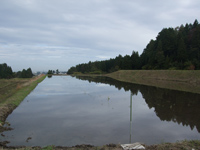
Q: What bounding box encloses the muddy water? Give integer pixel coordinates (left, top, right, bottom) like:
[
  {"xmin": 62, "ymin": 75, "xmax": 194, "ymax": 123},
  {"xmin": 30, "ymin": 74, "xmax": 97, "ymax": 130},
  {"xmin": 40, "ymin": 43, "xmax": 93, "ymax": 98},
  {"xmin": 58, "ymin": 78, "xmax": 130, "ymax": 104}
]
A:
[{"xmin": 1, "ymin": 76, "xmax": 200, "ymax": 146}]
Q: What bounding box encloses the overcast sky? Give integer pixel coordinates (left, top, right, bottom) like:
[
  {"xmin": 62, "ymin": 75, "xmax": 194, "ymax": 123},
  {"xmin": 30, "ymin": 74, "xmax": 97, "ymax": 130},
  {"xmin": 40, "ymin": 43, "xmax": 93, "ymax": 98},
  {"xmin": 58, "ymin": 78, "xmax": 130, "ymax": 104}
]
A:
[{"xmin": 0, "ymin": 0, "xmax": 200, "ymax": 72}]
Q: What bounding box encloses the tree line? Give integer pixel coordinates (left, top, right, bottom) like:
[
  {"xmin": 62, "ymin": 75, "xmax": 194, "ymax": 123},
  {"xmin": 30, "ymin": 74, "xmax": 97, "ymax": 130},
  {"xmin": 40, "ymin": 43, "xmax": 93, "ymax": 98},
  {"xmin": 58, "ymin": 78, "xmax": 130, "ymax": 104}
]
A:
[
  {"xmin": 67, "ymin": 19, "xmax": 200, "ymax": 74},
  {"xmin": 0, "ymin": 63, "xmax": 33, "ymax": 79},
  {"xmin": 0, "ymin": 63, "xmax": 13, "ymax": 78},
  {"xmin": 15, "ymin": 68, "xmax": 33, "ymax": 78},
  {"xmin": 47, "ymin": 69, "xmax": 60, "ymax": 75}
]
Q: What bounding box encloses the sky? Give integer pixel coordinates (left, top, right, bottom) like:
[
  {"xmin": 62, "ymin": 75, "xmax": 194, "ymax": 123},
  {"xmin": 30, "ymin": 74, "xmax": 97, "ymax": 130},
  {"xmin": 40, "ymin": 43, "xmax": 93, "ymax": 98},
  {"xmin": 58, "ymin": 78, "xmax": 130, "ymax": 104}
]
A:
[{"xmin": 0, "ymin": 0, "xmax": 200, "ymax": 72}]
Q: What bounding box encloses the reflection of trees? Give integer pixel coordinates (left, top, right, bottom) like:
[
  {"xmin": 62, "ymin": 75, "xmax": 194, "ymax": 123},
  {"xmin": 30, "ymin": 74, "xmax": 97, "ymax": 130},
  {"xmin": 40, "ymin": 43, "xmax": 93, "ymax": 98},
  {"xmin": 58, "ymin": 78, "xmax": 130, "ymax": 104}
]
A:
[
  {"xmin": 75, "ymin": 76, "xmax": 200, "ymax": 132},
  {"xmin": 75, "ymin": 76, "xmax": 139, "ymax": 94},
  {"xmin": 140, "ymin": 86, "xmax": 200, "ymax": 132}
]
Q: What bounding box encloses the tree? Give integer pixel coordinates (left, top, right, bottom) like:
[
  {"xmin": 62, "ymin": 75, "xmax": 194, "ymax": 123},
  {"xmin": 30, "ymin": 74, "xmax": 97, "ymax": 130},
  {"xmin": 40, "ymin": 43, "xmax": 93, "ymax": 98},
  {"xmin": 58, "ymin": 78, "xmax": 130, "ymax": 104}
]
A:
[
  {"xmin": 27, "ymin": 68, "xmax": 33, "ymax": 78},
  {"xmin": 67, "ymin": 67, "xmax": 77, "ymax": 74},
  {"xmin": 21, "ymin": 69, "xmax": 27, "ymax": 78},
  {"xmin": 177, "ymin": 38, "xmax": 187, "ymax": 63},
  {"xmin": 155, "ymin": 41, "xmax": 165, "ymax": 69},
  {"xmin": 56, "ymin": 69, "xmax": 59, "ymax": 74},
  {"xmin": 0, "ymin": 63, "xmax": 13, "ymax": 79},
  {"xmin": 193, "ymin": 19, "xmax": 199, "ymax": 28},
  {"xmin": 19, "ymin": 68, "xmax": 33, "ymax": 78},
  {"xmin": 47, "ymin": 70, "xmax": 54, "ymax": 74},
  {"xmin": 66, "ymin": 19, "xmax": 200, "ymax": 72},
  {"xmin": 131, "ymin": 51, "xmax": 140, "ymax": 69}
]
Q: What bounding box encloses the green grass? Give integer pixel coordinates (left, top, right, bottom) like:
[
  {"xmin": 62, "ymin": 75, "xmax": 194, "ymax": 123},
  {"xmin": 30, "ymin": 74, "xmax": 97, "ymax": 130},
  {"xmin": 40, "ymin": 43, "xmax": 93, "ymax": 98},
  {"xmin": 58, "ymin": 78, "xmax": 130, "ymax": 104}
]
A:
[
  {"xmin": 1, "ymin": 140, "xmax": 200, "ymax": 150},
  {"xmin": 41, "ymin": 145, "xmax": 54, "ymax": 150},
  {"xmin": 106, "ymin": 70, "xmax": 200, "ymax": 94},
  {"xmin": 147, "ymin": 140, "xmax": 200, "ymax": 150},
  {"xmin": 1, "ymin": 75, "xmax": 46, "ymax": 107},
  {"xmin": 0, "ymin": 75, "xmax": 46, "ymax": 123},
  {"xmin": 11, "ymin": 75, "xmax": 46, "ymax": 106},
  {"xmin": 0, "ymin": 79, "xmax": 28, "ymax": 104},
  {"xmin": 0, "ymin": 140, "xmax": 199, "ymax": 150}
]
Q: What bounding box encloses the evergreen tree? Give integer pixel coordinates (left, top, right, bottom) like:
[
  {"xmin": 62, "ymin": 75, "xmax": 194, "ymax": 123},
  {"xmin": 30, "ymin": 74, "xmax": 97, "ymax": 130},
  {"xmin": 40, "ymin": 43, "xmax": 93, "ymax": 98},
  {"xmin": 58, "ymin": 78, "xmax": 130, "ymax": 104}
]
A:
[
  {"xmin": 19, "ymin": 68, "xmax": 33, "ymax": 78},
  {"xmin": 56, "ymin": 69, "xmax": 59, "ymax": 74},
  {"xmin": 155, "ymin": 41, "xmax": 165, "ymax": 69},
  {"xmin": 67, "ymin": 19, "xmax": 200, "ymax": 73},
  {"xmin": 0, "ymin": 63, "xmax": 13, "ymax": 78},
  {"xmin": 131, "ymin": 51, "xmax": 140, "ymax": 69},
  {"xmin": 27, "ymin": 68, "xmax": 33, "ymax": 78},
  {"xmin": 177, "ymin": 38, "xmax": 187, "ymax": 63}
]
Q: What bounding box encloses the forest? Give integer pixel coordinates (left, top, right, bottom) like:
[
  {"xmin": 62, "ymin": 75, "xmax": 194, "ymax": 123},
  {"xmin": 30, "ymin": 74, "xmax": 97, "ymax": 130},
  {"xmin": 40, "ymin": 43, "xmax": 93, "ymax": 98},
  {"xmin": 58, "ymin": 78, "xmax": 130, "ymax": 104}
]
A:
[
  {"xmin": 67, "ymin": 19, "xmax": 200, "ymax": 74},
  {"xmin": 0, "ymin": 63, "xmax": 33, "ymax": 79}
]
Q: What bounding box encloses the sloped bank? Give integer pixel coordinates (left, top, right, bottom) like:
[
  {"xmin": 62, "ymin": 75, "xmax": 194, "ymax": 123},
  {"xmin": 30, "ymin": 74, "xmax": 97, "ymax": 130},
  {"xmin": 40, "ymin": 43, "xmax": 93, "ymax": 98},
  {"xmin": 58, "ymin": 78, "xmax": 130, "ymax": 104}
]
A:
[
  {"xmin": 1, "ymin": 140, "xmax": 200, "ymax": 150},
  {"xmin": 0, "ymin": 74, "xmax": 46, "ymax": 131},
  {"xmin": 106, "ymin": 70, "xmax": 200, "ymax": 94}
]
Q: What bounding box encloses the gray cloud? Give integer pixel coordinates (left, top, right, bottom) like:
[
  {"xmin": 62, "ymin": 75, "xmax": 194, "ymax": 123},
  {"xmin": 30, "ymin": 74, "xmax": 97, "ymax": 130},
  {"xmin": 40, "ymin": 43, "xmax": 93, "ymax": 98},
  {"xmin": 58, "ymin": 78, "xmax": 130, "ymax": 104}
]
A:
[{"xmin": 0, "ymin": 0, "xmax": 200, "ymax": 72}]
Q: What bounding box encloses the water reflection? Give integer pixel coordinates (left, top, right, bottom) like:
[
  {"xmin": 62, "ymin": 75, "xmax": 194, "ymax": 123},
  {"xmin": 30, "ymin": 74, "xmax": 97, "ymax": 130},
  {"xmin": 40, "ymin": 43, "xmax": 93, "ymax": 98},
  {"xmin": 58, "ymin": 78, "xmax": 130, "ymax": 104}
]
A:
[
  {"xmin": 1, "ymin": 76, "xmax": 200, "ymax": 146},
  {"xmin": 75, "ymin": 76, "xmax": 200, "ymax": 133},
  {"xmin": 130, "ymin": 91, "xmax": 133, "ymax": 143}
]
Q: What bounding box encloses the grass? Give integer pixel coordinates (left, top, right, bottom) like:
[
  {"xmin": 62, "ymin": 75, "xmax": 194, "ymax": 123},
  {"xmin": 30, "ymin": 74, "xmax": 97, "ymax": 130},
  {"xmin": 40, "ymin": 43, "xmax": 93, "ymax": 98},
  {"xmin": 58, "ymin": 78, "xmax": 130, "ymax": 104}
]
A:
[
  {"xmin": 0, "ymin": 75, "xmax": 46, "ymax": 106},
  {"xmin": 106, "ymin": 70, "xmax": 200, "ymax": 94},
  {"xmin": 0, "ymin": 78, "xmax": 28, "ymax": 104},
  {"xmin": 8, "ymin": 75, "xmax": 46, "ymax": 106},
  {"xmin": 41, "ymin": 145, "xmax": 54, "ymax": 150},
  {"xmin": 146, "ymin": 140, "xmax": 200, "ymax": 150},
  {"xmin": 0, "ymin": 140, "xmax": 200, "ymax": 150},
  {"xmin": 0, "ymin": 74, "xmax": 46, "ymax": 123}
]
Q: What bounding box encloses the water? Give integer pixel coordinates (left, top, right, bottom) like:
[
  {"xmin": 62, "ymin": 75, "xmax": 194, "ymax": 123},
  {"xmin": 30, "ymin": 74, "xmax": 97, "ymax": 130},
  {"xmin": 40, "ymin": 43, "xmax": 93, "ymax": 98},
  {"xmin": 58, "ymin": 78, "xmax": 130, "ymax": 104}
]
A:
[{"xmin": 1, "ymin": 76, "xmax": 200, "ymax": 146}]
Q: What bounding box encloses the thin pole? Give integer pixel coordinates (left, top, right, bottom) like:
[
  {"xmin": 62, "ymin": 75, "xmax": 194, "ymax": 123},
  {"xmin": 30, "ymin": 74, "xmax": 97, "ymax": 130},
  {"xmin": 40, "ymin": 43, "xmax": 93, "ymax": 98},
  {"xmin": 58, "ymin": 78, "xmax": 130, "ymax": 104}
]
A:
[{"xmin": 130, "ymin": 91, "xmax": 133, "ymax": 143}]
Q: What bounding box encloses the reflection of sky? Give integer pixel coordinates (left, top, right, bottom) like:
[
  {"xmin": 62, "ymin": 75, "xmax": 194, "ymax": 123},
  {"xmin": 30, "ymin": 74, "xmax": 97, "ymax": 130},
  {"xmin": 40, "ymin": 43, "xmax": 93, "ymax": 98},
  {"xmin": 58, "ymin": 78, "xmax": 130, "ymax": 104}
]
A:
[
  {"xmin": 2, "ymin": 76, "xmax": 200, "ymax": 146},
  {"xmin": 130, "ymin": 92, "xmax": 200, "ymax": 144}
]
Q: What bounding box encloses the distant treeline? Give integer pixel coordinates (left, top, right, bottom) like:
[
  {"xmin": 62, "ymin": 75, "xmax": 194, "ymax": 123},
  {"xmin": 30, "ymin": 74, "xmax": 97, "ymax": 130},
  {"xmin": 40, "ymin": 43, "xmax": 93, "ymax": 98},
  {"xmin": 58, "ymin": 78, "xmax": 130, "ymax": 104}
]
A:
[
  {"xmin": 0, "ymin": 63, "xmax": 33, "ymax": 79},
  {"xmin": 67, "ymin": 19, "xmax": 200, "ymax": 74},
  {"xmin": 0, "ymin": 63, "xmax": 13, "ymax": 78},
  {"xmin": 47, "ymin": 69, "xmax": 60, "ymax": 74},
  {"xmin": 15, "ymin": 68, "xmax": 33, "ymax": 78}
]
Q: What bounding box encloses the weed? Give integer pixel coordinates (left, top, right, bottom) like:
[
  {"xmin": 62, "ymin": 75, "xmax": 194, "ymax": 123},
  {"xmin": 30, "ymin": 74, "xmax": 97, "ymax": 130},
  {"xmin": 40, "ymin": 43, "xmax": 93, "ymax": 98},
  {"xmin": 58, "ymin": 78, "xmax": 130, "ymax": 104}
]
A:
[{"xmin": 42, "ymin": 145, "xmax": 54, "ymax": 150}]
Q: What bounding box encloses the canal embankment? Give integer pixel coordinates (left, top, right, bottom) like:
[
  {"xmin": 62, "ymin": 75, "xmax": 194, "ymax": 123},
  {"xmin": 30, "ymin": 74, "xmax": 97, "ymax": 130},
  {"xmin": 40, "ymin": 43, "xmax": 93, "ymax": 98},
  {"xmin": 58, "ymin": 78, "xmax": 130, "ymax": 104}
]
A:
[
  {"xmin": 1, "ymin": 140, "xmax": 200, "ymax": 150},
  {"xmin": 106, "ymin": 70, "xmax": 200, "ymax": 94},
  {"xmin": 0, "ymin": 74, "xmax": 46, "ymax": 131}
]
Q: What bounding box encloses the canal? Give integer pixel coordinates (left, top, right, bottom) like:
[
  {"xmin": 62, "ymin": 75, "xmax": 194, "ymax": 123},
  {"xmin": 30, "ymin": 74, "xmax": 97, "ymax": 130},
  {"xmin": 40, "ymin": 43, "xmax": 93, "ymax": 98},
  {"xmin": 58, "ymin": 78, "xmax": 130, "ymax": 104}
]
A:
[{"xmin": 1, "ymin": 76, "xmax": 200, "ymax": 146}]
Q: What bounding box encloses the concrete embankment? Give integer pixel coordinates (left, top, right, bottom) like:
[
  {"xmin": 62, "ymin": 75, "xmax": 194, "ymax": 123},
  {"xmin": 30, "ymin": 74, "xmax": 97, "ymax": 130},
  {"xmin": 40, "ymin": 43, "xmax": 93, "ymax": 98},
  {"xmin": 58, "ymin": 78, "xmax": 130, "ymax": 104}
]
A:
[{"xmin": 106, "ymin": 70, "xmax": 200, "ymax": 94}]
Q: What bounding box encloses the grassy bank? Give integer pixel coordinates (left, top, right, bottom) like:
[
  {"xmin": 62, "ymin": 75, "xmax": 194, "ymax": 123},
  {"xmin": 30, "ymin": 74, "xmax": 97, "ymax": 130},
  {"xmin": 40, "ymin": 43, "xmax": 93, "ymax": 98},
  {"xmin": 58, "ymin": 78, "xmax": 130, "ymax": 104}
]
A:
[
  {"xmin": 0, "ymin": 74, "xmax": 46, "ymax": 125},
  {"xmin": 106, "ymin": 70, "xmax": 200, "ymax": 94},
  {"xmin": 1, "ymin": 140, "xmax": 200, "ymax": 150}
]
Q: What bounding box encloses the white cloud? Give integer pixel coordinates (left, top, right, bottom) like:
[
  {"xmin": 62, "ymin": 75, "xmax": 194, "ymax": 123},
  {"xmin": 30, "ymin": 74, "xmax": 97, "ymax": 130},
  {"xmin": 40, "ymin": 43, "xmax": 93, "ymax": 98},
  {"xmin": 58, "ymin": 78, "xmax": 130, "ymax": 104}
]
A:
[{"xmin": 0, "ymin": 0, "xmax": 200, "ymax": 71}]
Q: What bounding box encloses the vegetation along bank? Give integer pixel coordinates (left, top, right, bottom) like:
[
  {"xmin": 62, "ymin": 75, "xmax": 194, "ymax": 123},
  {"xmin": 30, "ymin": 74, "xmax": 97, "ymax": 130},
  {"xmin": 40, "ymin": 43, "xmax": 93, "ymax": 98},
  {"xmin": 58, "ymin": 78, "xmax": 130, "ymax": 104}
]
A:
[
  {"xmin": 1, "ymin": 140, "xmax": 200, "ymax": 150},
  {"xmin": 105, "ymin": 70, "xmax": 200, "ymax": 94},
  {"xmin": 0, "ymin": 74, "xmax": 46, "ymax": 132}
]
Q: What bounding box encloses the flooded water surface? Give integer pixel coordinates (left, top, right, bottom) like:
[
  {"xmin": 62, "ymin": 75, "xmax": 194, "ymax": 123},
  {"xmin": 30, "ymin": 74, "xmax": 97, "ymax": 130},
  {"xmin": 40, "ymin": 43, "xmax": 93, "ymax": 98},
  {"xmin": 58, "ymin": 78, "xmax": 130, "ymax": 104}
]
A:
[{"xmin": 1, "ymin": 76, "xmax": 200, "ymax": 146}]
